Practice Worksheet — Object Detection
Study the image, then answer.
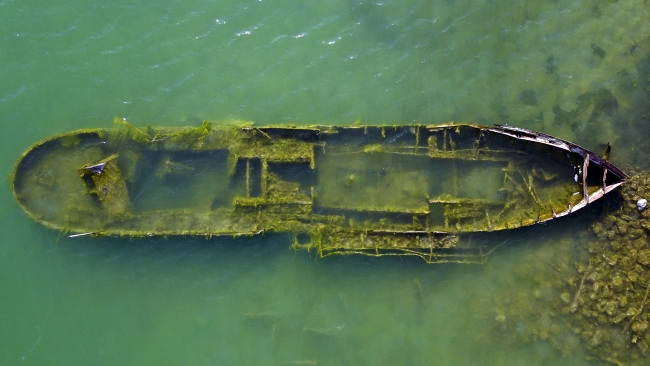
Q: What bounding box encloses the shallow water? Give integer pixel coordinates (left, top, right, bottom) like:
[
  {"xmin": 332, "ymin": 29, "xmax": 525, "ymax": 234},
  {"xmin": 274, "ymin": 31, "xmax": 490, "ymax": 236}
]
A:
[{"xmin": 2, "ymin": 0, "xmax": 650, "ymax": 364}]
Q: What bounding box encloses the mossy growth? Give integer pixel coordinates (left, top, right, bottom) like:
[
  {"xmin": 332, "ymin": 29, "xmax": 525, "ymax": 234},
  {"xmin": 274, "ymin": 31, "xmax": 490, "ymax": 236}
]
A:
[{"xmin": 79, "ymin": 154, "xmax": 131, "ymax": 218}]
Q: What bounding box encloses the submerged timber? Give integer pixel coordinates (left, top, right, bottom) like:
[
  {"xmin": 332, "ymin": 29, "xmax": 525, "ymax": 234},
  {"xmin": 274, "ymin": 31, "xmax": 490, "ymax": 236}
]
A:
[{"xmin": 11, "ymin": 120, "xmax": 627, "ymax": 263}]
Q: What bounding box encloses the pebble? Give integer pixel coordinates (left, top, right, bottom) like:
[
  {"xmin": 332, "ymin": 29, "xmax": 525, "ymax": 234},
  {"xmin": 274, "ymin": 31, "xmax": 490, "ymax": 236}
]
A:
[
  {"xmin": 637, "ymin": 249, "xmax": 650, "ymax": 266},
  {"xmin": 560, "ymin": 292, "xmax": 571, "ymax": 304},
  {"xmin": 632, "ymin": 320, "xmax": 649, "ymax": 335},
  {"xmin": 638, "ymin": 198, "xmax": 647, "ymax": 211},
  {"xmin": 589, "ymin": 330, "xmax": 604, "ymax": 347}
]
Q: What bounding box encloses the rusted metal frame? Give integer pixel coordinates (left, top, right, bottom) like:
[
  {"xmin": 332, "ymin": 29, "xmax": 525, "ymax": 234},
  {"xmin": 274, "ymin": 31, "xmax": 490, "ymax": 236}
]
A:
[
  {"xmin": 429, "ymin": 152, "xmax": 511, "ymax": 161},
  {"xmin": 517, "ymin": 167, "xmax": 543, "ymax": 208},
  {"xmin": 320, "ymin": 247, "xmax": 488, "ymax": 265},
  {"xmin": 234, "ymin": 197, "xmax": 312, "ymax": 207},
  {"xmin": 428, "ymin": 198, "xmax": 502, "ymax": 205},
  {"xmin": 328, "ymin": 146, "xmax": 429, "ymax": 156},
  {"xmin": 473, "ymin": 130, "xmax": 485, "ymax": 156},
  {"xmin": 362, "ymin": 229, "xmax": 450, "ymax": 235},
  {"xmin": 69, "ymin": 229, "xmax": 265, "ymax": 239},
  {"xmin": 246, "ymin": 159, "xmax": 251, "ymax": 198},
  {"xmin": 150, "ymin": 134, "xmax": 170, "ymax": 143},
  {"xmin": 365, "ymin": 230, "xmax": 429, "ymax": 234},
  {"xmin": 489, "ymin": 125, "xmax": 628, "ymax": 222},
  {"xmin": 505, "ymin": 174, "xmax": 527, "ymax": 199},
  {"xmin": 317, "ymin": 205, "xmax": 430, "ymax": 215},
  {"xmin": 240, "ymin": 126, "xmax": 271, "ymax": 139},
  {"xmin": 198, "ymin": 229, "xmax": 265, "ymax": 237},
  {"xmin": 414, "ymin": 126, "xmax": 420, "ymax": 154},
  {"xmin": 429, "ymin": 148, "xmax": 528, "ymax": 162},
  {"xmin": 261, "ymin": 159, "xmax": 268, "ymax": 195},
  {"xmin": 451, "ymin": 160, "xmax": 459, "ymax": 199},
  {"xmin": 488, "ymin": 125, "xmax": 627, "ymax": 180},
  {"xmin": 68, "ymin": 232, "xmax": 96, "ymax": 238},
  {"xmin": 448, "ymin": 130, "xmax": 456, "ymax": 151},
  {"xmin": 426, "ymin": 123, "xmax": 486, "ymax": 131},
  {"xmin": 604, "ymin": 181, "xmax": 625, "ymax": 193},
  {"xmin": 541, "ymin": 186, "xmax": 614, "ymax": 223},
  {"xmin": 378, "ymin": 150, "xmax": 428, "ymax": 156},
  {"xmin": 541, "ymin": 173, "xmax": 625, "ymax": 224},
  {"xmin": 582, "ymin": 154, "xmax": 590, "ymax": 206},
  {"xmin": 443, "ymin": 129, "xmax": 448, "ymax": 152}
]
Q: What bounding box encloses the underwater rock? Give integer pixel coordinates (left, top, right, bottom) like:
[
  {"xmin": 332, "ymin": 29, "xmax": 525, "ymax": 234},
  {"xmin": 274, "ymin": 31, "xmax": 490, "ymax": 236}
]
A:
[
  {"xmin": 611, "ymin": 275, "xmax": 624, "ymax": 292},
  {"xmin": 561, "ymin": 292, "xmax": 572, "ymax": 304},
  {"xmin": 637, "ymin": 250, "xmax": 650, "ymax": 267},
  {"xmin": 552, "ymin": 104, "xmax": 576, "ymax": 126},
  {"xmin": 591, "ymin": 44, "xmax": 606, "ymax": 59},
  {"xmin": 518, "ymin": 89, "xmax": 540, "ymax": 106},
  {"xmin": 632, "ymin": 321, "xmax": 649, "ymax": 335},
  {"xmin": 591, "ymin": 89, "xmax": 619, "ymax": 117},
  {"xmin": 589, "ymin": 330, "xmax": 604, "ymax": 347},
  {"xmin": 546, "ymin": 55, "xmax": 558, "ymax": 74}
]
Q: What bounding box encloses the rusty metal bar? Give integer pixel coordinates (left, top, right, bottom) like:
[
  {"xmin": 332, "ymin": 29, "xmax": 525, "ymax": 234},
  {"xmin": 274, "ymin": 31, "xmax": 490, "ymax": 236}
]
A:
[
  {"xmin": 582, "ymin": 154, "xmax": 589, "ymax": 205},
  {"xmin": 246, "ymin": 159, "xmax": 251, "ymax": 198}
]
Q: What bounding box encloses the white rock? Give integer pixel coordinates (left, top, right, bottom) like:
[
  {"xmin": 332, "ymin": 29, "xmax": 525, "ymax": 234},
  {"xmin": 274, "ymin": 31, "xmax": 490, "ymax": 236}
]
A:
[{"xmin": 638, "ymin": 198, "xmax": 647, "ymax": 211}]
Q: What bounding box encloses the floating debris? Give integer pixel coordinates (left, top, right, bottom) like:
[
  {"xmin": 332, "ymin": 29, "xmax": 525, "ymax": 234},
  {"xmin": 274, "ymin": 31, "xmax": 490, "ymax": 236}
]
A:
[
  {"xmin": 638, "ymin": 199, "xmax": 647, "ymax": 211},
  {"xmin": 11, "ymin": 120, "xmax": 627, "ymax": 263}
]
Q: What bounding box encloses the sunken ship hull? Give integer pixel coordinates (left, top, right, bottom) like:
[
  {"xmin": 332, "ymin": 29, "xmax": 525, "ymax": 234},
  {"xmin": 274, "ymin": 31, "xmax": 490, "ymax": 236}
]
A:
[{"xmin": 12, "ymin": 120, "xmax": 627, "ymax": 263}]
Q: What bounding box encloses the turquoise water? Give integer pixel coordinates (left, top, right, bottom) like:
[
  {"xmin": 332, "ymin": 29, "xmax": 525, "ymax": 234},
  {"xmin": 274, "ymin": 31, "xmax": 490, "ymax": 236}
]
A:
[{"xmin": 2, "ymin": 0, "xmax": 650, "ymax": 364}]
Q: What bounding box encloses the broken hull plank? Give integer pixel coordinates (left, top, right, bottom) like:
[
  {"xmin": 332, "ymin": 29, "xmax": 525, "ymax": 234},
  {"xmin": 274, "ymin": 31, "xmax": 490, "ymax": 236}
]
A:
[{"xmin": 11, "ymin": 121, "xmax": 627, "ymax": 263}]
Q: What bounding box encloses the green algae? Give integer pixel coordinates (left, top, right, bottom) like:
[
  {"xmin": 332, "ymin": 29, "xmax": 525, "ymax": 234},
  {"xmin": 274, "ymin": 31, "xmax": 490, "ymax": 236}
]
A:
[{"xmin": 79, "ymin": 154, "xmax": 131, "ymax": 218}]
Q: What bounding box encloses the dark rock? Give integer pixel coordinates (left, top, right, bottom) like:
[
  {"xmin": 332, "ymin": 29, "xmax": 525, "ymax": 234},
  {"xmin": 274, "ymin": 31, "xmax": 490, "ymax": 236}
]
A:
[
  {"xmin": 637, "ymin": 249, "xmax": 650, "ymax": 266},
  {"xmin": 518, "ymin": 90, "xmax": 540, "ymax": 106},
  {"xmin": 546, "ymin": 55, "xmax": 558, "ymax": 74},
  {"xmin": 591, "ymin": 44, "xmax": 606, "ymax": 59}
]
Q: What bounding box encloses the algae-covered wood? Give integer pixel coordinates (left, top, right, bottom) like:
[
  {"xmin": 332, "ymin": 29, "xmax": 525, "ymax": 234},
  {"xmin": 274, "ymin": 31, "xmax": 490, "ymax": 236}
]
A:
[{"xmin": 11, "ymin": 119, "xmax": 627, "ymax": 263}]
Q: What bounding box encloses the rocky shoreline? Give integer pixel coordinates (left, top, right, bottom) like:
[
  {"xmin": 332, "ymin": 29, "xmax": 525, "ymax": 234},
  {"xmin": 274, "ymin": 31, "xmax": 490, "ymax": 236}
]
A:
[{"xmin": 486, "ymin": 170, "xmax": 650, "ymax": 365}]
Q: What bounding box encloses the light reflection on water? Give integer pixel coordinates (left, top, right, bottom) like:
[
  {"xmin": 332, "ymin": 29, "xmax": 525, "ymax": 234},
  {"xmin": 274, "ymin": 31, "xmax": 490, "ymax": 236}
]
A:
[{"xmin": 1, "ymin": 0, "xmax": 650, "ymax": 364}]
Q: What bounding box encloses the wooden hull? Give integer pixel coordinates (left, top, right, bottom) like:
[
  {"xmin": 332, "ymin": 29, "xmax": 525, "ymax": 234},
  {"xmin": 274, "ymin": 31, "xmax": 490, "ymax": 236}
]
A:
[{"xmin": 11, "ymin": 120, "xmax": 627, "ymax": 263}]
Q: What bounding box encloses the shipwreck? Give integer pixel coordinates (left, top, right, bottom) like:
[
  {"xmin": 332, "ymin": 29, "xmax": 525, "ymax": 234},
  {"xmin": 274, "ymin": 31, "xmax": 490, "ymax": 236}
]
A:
[{"xmin": 11, "ymin": 119, "xmax": 627, "ymax": 263}]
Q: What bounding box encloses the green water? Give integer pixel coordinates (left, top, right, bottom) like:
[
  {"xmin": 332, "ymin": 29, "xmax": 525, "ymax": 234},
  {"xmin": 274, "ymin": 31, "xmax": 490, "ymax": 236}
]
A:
[{"xmin": 2, "ymin": 0, "xmax": 650, "ymax": 364}]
